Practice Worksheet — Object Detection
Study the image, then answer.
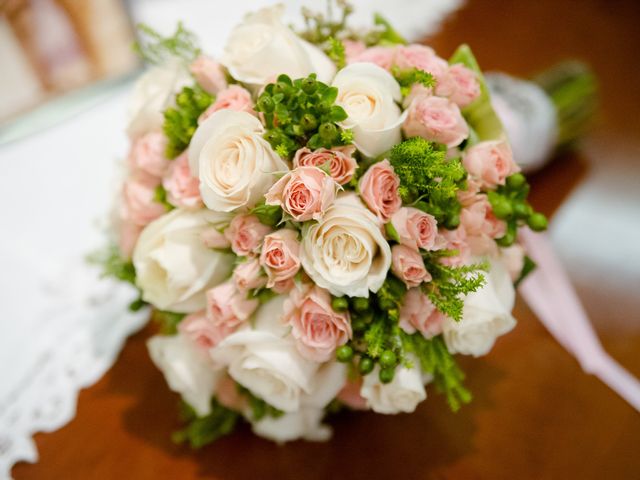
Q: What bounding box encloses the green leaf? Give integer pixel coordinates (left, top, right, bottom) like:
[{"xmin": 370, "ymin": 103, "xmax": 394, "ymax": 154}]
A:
[
  {"xmin": 87, "ymin": 244, "xmax": 137, "ymax": 285},
  {"xmin": 373, "ymin": 13, "xmax": 407, "ymax": 45},
  {"xmin": 152, "ymin": 310, "xmax": 186, "ymax": 334},
  {"xmin": 173, "ymin": 400, "xmax": 239, "ymax": 448},
  {"xmin": 385, "ymin": 222, "xmax": 401, "ymax": 243},
  {"xmin": 515, "ymin": 255, "xmax": 536, "ymax": 287},
  {"xmin": 250, "ymin": 202, "xmax": 283, "ymax": 227},
  {"xmin": 449, "ymin": 44, "xmax": 505, "ymax": 143}
]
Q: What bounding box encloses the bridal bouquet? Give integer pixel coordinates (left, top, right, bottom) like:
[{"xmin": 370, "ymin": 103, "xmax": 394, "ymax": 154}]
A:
[{"xmin": 106, "ymin": 2, "xmax": 550, "ymax": 445}]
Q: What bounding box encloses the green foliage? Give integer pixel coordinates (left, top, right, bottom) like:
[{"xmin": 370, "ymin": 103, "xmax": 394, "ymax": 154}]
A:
[
  {"xmin": 364, "ymin": 317, "xmax": 386, "ymax": 359},
  {"xmin": 391, "ymin": 66, "xmax": 435, "ymax": 97},
  {"xmin": 422, "ymin": 256, "xmax": 487, "ymax": 321},
  {"xmin": 152, "ymin": 310, "xmax": 186, "ymax": 335},
  {"xmin": 372, "ymin": 13, "xmax": 407, "ymax": 45},
  {"xmin": 449, "ymin": 44, "xmax": 504, "ymax": 143},
  {"xmin": 515, "ymin": 255, "xmax": 537, "ymax": 288},
  {"xmin": 534, "ymin": 61, "xmax": 598, "ymax": 148},
  {"xmin": 360, "ymin": 276, "xmax": 406, "ymax": 359},
  {"xmin": 238, "ymin": 386, "xmax": 284, "ymax": 421},
  {"xmin": 298, "ymin": 0, "xmax": 354, "ymax": 46},
  {"xmin": 389, "ymin": 137, "xmax": 466, "ymax": 228},
  {"xmin": 133, "ymin": 22, "xmax": 201, "ymax": 64},
  {"xmin": 250, "ymin": 202, "xmax": 283, "ymax": 227},
  {"xmin": 163, "ymin": 85, "xmax": 214, "ymax": 158},
  {"xmin": 173, "ymin": 400, "xmax": 239, "ymax": 448},
  {"xmin": 154, "ymin": 184, "xmax": 174, "ymax": 211},
  {"xmin": 328, "ymin": 37, "xmax": 346, "ymax": 69},
  {"xmin": 401, "ymin": 334, "xmax": 471, "ymax": 411},
  {"xmin": 88, "ymin": 245, "xmax": 136, "ymax": 285},
  {"xmin": 249, "ymin": 287, "xmax": 278, "ymax": 305},
  {"xmin": 255, "ymin": 74, "xmax": 351, "ymax": 157}
]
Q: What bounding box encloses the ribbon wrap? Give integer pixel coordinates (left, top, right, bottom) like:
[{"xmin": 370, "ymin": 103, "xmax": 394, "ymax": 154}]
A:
[{"xmin": 519, "ymin": 229, "xmax": 640, "ymax": 411}]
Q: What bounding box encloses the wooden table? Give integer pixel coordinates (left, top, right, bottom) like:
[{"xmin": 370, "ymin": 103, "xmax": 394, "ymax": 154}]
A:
[{"xmin": 12, "ymin": 0, "xmax": 640, "ymax": 478}]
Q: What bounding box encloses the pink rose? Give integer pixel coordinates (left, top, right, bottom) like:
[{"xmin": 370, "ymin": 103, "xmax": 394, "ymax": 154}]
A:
[
  {"xmin": 259, "ymin": 229, "xmax": 301, "ymax": 288},
  {"xmin": 121, "ymin": 176, "xmax": 165, "ymax": 226},
  {"xmin": 337, "ymin": 378, "xmax": 368, "ymax": 410},
  {"xmin": 224, "ymin": 214, "xmax": 272, "ymax": 256},
  {"xmin": 128, "ymin": 131, "xmax": 171, "ymax": 178},
  {"xmin": 358, "ymin": 159, "xmax": 402, "ymax": 222},
  {"xmin": 293, "ymin": 146, "xmax": 358, "ymax": 185},
  {"xmin": 343, "ymin": 40, "xmax": 366, "ymax": 63},
  {"xmin": 162, "ymin": 152, "xmax": 202, "ymax": 209},
  {"xmin": 265, "ymin": 167, "xmax": 337, "ymax": 222},
  {"xmin": 190, "ymin": 55, "xmax": 227, "ymax": 94},
  {"xmin": 199, "ymin": 85, "xmax": 254, "ymax": 122},
  {"xmin": 390, "ymin": 207, "xmax": 440, "ymax": 251},
  {"xmin": 446, "ymin": 63, "xmax": 481, "ymax": 108},
  {"xmin": 439, "ymin": 227, "xmax": 471, "ymax": 266},
  {"xmin": 391, "ymin": 245, "xmax": 431, "ymax": 288},
  {"xmin": 399, "ymin": 288, "xmax": 445, "ymax": 339},
  {"xmin": 233, "ymin": 257, "xmax": 267, "ymax": 291},
  {"xmin": 403, "ymin": 95, "xmax": 469, "ymax": 148},
  {"xmin": 460, "ymin": 196, "xmax": 506, "ymax": 239},
  {"xmin": 200, "ymin": 227, "xmax": 231, "ymax": 249},
  {"xmin": 394, "ymin": 45, "xmax": 449, "ymax": 87},
  {"xmin": 284, "ymin": 285, "xmax": 352, "ymax": 362},
  {"xmin": 118, "ymin": 221, "xmax": 142, "ymax": 259},
  {"xmin": 206, "ymin": 282, "xmax": 259, "ymax": 341},
  {"xmin": 462, "ymin": 140, "xmax": 519, "ymax": 188},
  {"xmin": 178, "ymin": 310, "xmax": 225, "ymax": 352},
  {"xmin": 349, "ymin": 46, "xmax": 396, "ymax": 70}
]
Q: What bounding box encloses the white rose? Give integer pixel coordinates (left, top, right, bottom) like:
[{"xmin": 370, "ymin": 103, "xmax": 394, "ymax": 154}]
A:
[
  {"xmin": 126, "ymin": 57, "xmax": 191, "ymax": 139},
  {"xmin": 251, "ymin": 361, "xmax": 347, "ymax": 443},
  {"xmin": 188, "ymin": 110, "xmax": 288, "ymax": 212},
  {"xmin": 300, "ymin": 193, "xmax": 392, "ymax": 297},
  {"xmin": 133, "ymin": 208, "xmax": 234, "ymax": 313},
  {"xmin": 443, "ymin": 259, "xmax": 517, "ymax": 357},
  {"xmin": 360, "ymin": 360, "xmax": 427, "ymax": 414},
  {"xmin": 147, "ymin": 334, "xmax": 221, "ymax": 416},
  {"xmin": 332, "ymin": 63, "xmax": 405, "ymax": 157},
  {"xmin": 221, "ymin": 5, "xmax": 336, "ymax": 86},
  {"xmin": 210, "ymin": 297, "xmax": 317, "ymax": 413}
]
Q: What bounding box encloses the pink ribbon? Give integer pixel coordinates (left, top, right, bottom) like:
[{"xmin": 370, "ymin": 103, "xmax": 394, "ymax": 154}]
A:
[{"xmin": 519, "ymin": 229, "xmax": 640, "ymax": 411}]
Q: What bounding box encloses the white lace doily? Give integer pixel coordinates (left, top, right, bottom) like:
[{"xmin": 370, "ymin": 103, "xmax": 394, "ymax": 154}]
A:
[{"xmin": 0, "ymin": 1, "xmax": 463, "ymax": 477}]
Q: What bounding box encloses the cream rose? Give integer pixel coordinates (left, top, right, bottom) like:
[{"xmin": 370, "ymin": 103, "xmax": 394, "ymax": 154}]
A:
[
  {"xmin": 126, "ymin": 57, "xmax": 191, "ymax": 139},
  {"xmin": 443, "ymin": 258, "xmax": 517, "ymax": 357},
  {"xmin": 221, "ymin": 5, "xmax": 335, "ymax": 86},
  {"xmin": 360, "ymin": 360, "xmax": 427, "ymax": 414},
  {"xmin": 188, "ymin": 110, "xmax": 288, "ymax": 212},
  {"xmin": 251, "ymin": 361, "xmax": 347, "ymax": 443},
  {"xmin": 209, "ymin": 297, "xmax": 317, "ymax": 413},
  {"xmin": 332, "ymin": 62, "xmax": 404, "ymax": 157},
  {"xmin": 147, "ymin": 334, "xmax": 221, "ymax": 416},
  {"xmin": 133, "ymin": 208, "xmax": 234, "ymax": 313},
  {"xmin": 300, "ymin": 194, "xmax": 392, "ymax": 298}
]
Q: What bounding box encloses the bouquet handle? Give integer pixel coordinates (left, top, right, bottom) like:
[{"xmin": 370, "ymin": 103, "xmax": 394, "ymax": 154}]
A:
[{"xmin": 519, "ymin": 229, "xmax": 640, "ymax": 412}]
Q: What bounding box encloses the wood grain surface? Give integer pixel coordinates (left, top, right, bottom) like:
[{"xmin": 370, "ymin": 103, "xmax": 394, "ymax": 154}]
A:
[{"xmin": 12, "ymin": 0, "xmax": 640, "ymax": 478}]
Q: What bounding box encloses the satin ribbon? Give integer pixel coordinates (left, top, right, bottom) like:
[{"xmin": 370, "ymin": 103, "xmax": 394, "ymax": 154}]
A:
[{"xmin": 519, "ymin": 229, "xmax": 640, "ymax": 412}]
